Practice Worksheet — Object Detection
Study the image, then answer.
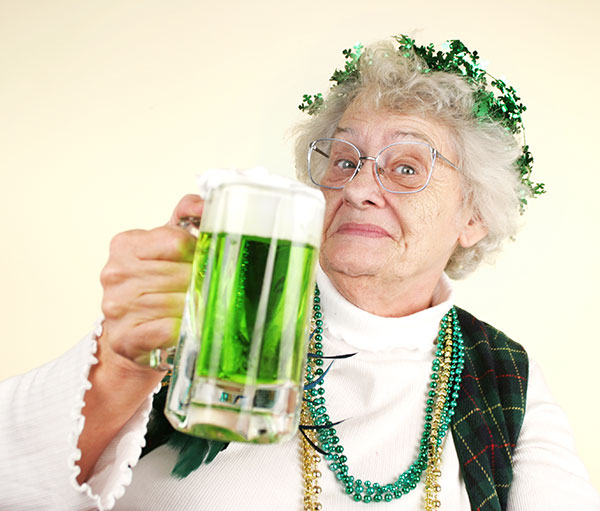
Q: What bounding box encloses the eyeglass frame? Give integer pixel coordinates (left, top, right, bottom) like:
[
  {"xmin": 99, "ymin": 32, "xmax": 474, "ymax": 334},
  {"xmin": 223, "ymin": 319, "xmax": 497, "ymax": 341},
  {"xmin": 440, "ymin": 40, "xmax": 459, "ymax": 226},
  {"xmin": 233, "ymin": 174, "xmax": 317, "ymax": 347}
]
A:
[{"xmin": 307, "ymin": 137, "xmax": 460, "ymax": 194}]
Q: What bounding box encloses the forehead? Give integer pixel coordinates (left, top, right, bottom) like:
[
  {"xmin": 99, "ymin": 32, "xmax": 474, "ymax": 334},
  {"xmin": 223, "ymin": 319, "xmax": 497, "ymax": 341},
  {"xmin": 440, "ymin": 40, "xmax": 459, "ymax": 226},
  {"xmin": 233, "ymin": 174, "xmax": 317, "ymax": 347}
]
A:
[{"xmin": 335, "ymin": 105, "xmax": 454, "ymax": 155}]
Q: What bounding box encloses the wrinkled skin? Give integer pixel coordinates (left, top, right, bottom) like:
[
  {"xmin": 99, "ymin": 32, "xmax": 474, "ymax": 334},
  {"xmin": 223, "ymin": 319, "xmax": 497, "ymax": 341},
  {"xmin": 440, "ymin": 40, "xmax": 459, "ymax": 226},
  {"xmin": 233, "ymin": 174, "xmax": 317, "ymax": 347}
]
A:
[
  {"xmin": 319, "ymin": 106, "xmax": 487, "ymax": 317},
  {"xmin": 77, "ymin": 106, "xmax": 487, "ymax": 483},
  {"xmin": 77, "ymin": 194, "xmax": 204, "ymax": 483}
]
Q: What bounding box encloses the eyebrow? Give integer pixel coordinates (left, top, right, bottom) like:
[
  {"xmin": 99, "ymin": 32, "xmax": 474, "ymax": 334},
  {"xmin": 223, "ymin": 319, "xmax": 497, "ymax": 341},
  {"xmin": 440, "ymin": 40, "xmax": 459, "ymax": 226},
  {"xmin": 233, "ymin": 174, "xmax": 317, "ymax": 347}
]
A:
[{"xmin": 333, "ymin": 127, "xmax": 436, "ymax": 147}]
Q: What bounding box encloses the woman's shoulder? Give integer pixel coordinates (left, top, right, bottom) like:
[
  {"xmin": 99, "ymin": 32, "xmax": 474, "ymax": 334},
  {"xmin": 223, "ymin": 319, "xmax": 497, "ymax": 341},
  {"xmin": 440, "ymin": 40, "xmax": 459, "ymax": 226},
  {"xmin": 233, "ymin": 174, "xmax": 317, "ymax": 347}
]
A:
[
  {"xmin": 455, "ymin": 306, "xmax": 527, "ymax": 355},
  {"xmin": 454, "ymin": 306, "xmax": 529, "ymax": 404}
]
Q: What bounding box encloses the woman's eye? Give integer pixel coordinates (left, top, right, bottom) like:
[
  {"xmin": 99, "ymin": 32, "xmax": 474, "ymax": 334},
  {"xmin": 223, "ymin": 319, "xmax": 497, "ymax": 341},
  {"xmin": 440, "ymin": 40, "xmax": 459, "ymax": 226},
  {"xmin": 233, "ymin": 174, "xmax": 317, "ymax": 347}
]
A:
[
  {"xmin": 334, "ymin": 159, "xmax": 357, "ymax": 171},
  {"xmin": 392, "ymin": 165, "xmax": 417, "ymax": 176}
]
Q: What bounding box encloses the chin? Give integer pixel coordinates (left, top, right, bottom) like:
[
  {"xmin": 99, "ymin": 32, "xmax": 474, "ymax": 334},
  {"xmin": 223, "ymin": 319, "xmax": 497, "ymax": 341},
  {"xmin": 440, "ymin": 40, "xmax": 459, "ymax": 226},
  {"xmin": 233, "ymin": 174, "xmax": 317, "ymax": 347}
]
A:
[{"xmin": 320, "ymin": 250, "xmax": 384, "ymax": 278}]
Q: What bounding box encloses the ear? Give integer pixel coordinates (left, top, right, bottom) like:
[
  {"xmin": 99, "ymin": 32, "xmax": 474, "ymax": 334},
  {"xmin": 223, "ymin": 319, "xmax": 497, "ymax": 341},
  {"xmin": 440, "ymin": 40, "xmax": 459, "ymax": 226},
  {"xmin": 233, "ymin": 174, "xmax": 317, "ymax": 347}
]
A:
[{"xmin": 458, "ymin": 215, "xmax": 488, "ymax": 248}]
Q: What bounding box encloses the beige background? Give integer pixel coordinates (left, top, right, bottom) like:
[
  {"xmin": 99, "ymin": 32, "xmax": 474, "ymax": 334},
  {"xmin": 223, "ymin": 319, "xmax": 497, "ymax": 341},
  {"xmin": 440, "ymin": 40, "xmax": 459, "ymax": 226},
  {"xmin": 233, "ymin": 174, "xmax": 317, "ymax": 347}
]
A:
[{"xmin": 1, "ymin": 0, "xmax": 599, "ymax": 493}]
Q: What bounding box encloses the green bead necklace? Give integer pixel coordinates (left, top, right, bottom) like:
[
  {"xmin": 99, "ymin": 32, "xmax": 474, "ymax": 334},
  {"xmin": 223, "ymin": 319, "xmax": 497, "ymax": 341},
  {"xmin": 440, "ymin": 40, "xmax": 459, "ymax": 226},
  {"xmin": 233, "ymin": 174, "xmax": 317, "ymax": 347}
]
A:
[{"xmin": 300, "ymin": 286, "xmax": 465, "ymax": 509}]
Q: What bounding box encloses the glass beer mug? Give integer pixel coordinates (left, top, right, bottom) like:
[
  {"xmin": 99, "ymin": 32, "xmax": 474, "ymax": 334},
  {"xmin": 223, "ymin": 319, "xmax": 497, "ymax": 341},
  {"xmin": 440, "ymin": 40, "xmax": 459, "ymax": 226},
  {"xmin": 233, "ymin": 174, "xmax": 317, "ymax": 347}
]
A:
[{"xmin": 163, "ymin": 171, "xmax": 325, "ymax": 443}]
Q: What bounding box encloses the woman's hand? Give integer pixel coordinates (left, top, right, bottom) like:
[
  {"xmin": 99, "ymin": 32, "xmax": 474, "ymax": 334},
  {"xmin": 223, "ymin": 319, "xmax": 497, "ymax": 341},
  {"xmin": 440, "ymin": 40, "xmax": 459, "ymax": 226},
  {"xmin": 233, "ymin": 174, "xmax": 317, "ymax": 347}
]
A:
[
  {"xmin": 76, "ymin": 194, "xmax": 203, "ymax": 484},
  {"xmin": 99, "ymin": 194, "xmax": 203, "ymax": 374}
]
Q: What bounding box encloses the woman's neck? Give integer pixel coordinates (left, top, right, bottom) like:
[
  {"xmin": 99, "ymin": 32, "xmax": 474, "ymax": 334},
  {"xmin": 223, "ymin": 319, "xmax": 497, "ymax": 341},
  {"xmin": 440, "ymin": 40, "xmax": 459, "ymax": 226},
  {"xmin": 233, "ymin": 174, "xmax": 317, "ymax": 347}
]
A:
[
  {"xmin": 315, "ymin": 265, "xmax": 453, "ymax": 352},
  {"xmin": 321, "ymin": 266, "xmax": 444, "ymax": 318}
]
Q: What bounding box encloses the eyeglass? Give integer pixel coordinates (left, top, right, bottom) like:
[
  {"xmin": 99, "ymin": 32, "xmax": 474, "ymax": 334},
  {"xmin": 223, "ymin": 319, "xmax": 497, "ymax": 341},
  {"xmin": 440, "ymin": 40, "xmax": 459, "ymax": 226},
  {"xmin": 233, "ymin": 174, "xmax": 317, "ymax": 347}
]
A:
[{"xmin": 307, "ymin": 138, "xmax": 459, "ymax": 194}]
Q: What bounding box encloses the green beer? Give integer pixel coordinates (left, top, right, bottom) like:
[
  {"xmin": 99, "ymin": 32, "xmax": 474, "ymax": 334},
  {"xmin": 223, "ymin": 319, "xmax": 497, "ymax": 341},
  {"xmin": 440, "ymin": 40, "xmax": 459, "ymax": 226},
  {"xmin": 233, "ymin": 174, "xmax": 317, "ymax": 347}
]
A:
[
  {"xmin": 194, "ymin": 232, "xmax": 317, "ymax": 387},
  {"xmin": 165, "ymin": 177, "xmax": 324, "ymax": 443}
]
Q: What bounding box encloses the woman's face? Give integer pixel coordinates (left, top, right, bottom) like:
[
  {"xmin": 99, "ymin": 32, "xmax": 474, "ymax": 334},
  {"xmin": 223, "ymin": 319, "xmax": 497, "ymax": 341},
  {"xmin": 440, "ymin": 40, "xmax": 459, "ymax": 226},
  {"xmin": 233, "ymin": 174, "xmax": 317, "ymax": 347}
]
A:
[{"xmin": 319, "ymin": 104, "xmax": 487, "ymax": 288}]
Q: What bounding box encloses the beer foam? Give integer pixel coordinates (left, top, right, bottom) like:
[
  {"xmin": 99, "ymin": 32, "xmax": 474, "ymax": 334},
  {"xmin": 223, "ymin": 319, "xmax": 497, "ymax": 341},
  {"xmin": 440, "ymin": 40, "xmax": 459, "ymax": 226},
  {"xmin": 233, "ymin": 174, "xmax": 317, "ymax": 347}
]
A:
[{"xmin": 196, "ymin": 167, "xmax": 325, "ymax": 247}]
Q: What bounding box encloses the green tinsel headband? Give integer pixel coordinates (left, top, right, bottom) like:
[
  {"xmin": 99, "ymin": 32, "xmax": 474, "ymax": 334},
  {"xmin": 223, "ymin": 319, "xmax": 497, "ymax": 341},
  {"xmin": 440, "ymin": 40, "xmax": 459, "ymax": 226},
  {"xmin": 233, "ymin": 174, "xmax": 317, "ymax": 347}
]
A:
[{"xmin": 299, "ymin": 35, "xmax": 545, "ymax": 208}]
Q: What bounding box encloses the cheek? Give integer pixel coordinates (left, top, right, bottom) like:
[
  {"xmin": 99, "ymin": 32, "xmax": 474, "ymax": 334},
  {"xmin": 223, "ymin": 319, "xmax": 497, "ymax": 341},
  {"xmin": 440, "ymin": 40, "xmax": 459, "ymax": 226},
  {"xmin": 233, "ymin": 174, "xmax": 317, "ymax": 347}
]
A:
[
  {"xmin": 322, "ymin": 193, "xmax": 341, "ymax": 234},
  {"xmin": 391, "ymin": 190, "xmax": 460, "ymax": 245},
  {"xmin": 414, "ymin": 179, "xmax": 458, "ymax": 219},
  {"xmin": 389, "ymin": 194, "xmax": 431, "ymax": 235}
]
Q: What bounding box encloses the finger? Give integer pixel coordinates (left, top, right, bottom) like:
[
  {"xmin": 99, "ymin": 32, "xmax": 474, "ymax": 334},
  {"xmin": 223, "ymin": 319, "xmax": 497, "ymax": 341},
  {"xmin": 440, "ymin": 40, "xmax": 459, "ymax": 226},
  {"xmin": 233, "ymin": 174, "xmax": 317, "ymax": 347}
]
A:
[
  {"xmin": 134, "ymin": 260, "xmax": 193, "ymax": 289},
  {"xmin": 109, "ymin": 317, "xmax": 182, "ymax": 361},
  {"xmin": 103, "ymin": 288, "xmax": 187, "ymax": 321},
  {"xmin": 168, "ymin": 194, "xmax": 204, "ymax": 227},
  {"xmin": 101, "ymin": 259, "xmax": 192, "ymax": 291},
  {"xmin": 112, "ymin": 226, "xmax": 197, "ymax": 262},
  {"xmin": 102, "ymin": 275, "xmax": 191, "ymax": 319},
  {"xmin": 133, "ymin": 292, "xmax": 187, "ymax": 319}
]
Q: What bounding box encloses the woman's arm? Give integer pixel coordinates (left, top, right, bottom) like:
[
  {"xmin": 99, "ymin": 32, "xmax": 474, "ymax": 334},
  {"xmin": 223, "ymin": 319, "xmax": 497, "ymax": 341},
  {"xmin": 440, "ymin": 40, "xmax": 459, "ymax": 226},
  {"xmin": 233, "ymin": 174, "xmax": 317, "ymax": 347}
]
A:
[
  {"xmin": 0, "ymin": 195, "xmax": 204, "ymax": 511},
  {"xmin": 508, "ymin": 360, "xmax": 600, "ymax": 509},
  {"xmin": 0, "ymin": 325, "xmax": 104, "ymax": 510},
  {"xmin": 76, "ymin": 336, "xmax": 165, "ymax": 483},
  {"xmin": 76, "ymin": 194, "xmax": 204, "ymax": 483}
]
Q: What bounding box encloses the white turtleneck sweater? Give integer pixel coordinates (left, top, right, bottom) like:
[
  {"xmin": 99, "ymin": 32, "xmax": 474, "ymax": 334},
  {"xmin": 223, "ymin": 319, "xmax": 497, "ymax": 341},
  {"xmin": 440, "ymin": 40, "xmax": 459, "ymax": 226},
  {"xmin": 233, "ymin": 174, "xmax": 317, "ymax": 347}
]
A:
[{"xmin": 1, "ymin": 268, "xmax": 599, "ymax": 510}]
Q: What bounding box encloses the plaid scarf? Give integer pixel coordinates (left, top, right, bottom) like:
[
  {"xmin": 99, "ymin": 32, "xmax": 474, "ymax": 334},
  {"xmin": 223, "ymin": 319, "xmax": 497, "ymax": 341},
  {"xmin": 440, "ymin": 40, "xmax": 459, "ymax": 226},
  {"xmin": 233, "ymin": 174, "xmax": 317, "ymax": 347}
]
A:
[
  {"xmin": 143, "ymin": 307, "xmax": 529, "ymax": 509},
  {"xmin": 452, "ymin": 308, "xmax": 529, "ymax": 511}
]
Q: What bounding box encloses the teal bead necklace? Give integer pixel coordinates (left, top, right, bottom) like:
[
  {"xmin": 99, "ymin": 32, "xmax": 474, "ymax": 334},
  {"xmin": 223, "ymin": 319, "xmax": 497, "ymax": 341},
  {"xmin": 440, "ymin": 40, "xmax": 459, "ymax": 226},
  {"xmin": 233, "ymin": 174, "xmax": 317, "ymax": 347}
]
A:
[{"xmin": 300, "ymin": 286, "xmax": 465, "ymax": 509}]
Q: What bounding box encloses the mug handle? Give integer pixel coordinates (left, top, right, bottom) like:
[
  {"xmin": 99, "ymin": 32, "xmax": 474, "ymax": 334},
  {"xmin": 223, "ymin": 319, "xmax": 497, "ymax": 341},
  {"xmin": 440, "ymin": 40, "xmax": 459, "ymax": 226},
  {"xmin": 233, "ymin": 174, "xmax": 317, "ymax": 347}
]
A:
[
  {"xmin": 176, "ymin": 216, "xmax": 201, "ymax": 237},
  {"xmin": 136, "ymin": 216, "xmax": 202, "ymax": 371}
]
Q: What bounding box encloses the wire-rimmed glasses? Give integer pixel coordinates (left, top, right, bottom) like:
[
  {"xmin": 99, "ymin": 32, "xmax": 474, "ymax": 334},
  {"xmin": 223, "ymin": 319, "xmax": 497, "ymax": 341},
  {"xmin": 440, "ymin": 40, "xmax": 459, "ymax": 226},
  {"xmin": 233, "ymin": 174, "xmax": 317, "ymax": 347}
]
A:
[{"xmin": 307, "ymin": 138, "xmax": 459, "ymax": 194}]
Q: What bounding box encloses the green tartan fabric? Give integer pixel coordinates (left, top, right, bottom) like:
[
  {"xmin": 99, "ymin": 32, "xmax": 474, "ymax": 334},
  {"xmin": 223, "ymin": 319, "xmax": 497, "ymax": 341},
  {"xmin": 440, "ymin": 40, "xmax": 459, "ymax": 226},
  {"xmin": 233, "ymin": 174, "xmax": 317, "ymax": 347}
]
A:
[
  {"xmin": 452, "ymin": 307, "xmax": 529, "ymax": 511},
  {"xmin": 144, "ymin": 306, "xmax": 530, "ymax": 505}
]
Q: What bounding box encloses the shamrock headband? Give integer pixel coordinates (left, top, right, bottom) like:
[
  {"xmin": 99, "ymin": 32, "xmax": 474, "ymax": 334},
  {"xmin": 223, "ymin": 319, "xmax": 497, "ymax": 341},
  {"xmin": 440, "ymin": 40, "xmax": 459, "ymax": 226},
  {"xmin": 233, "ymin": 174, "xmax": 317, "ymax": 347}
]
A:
[{"xmin": 299, "ymin": 35, "xmax": 545, "ymax": 209}]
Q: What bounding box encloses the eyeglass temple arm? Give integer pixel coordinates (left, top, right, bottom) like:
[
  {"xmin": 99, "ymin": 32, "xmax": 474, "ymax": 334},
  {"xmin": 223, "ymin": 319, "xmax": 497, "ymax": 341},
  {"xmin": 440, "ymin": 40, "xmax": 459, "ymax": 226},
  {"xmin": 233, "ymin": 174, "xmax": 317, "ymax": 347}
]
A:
[
  {"xmin": 313, "ymin": 146, "xmax": 330, "ymax": 159},
  {"xmin": 435, "ymin": 151, "xmax": 459, "ymax": 171}
]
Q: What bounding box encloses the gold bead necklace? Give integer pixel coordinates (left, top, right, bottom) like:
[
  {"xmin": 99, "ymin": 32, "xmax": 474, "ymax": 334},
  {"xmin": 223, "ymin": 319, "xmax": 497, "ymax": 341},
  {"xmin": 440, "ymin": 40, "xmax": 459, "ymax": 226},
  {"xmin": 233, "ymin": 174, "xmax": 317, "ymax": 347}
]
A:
[{"xmin": 299, "ymin": 287, "xmax": 464, "ymax": 509}]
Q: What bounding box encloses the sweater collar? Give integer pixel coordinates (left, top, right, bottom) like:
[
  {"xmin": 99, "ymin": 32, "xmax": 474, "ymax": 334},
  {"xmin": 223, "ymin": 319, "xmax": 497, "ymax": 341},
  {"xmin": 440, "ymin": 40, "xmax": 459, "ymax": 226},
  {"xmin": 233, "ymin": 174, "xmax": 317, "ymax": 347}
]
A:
[{"xmin": 315, "ymin": 265, "xmax": 454, "ymax": 352}]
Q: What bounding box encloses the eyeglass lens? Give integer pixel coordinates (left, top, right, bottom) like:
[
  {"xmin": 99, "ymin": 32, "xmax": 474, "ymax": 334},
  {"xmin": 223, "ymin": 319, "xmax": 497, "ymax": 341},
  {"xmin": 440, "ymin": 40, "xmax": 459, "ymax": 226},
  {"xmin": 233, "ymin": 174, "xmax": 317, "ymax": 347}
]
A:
[{"xmin": 309, "ymin": 139, "xmax": 434, "ymax": 192}]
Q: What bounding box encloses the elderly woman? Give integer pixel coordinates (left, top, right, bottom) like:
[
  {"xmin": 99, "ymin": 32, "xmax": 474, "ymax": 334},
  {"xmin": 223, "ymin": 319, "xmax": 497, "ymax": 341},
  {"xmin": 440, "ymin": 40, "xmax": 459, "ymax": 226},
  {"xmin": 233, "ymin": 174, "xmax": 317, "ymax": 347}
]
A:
[{"xmin": 1, "ymin": 36, "xmax": 599, "ymax": 511}]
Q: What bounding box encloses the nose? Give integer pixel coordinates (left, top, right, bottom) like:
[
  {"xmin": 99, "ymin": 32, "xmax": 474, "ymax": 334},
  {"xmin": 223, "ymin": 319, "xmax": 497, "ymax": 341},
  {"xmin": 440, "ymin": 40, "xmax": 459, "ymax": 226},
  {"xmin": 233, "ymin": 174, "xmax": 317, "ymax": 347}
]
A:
[
  {"xmin": 343, "ymin": 157, "xmax": 385, "ymax": 208},
  {"xmin": 350, "ymin": 156, "xmax": 378, "ymax": 183}
]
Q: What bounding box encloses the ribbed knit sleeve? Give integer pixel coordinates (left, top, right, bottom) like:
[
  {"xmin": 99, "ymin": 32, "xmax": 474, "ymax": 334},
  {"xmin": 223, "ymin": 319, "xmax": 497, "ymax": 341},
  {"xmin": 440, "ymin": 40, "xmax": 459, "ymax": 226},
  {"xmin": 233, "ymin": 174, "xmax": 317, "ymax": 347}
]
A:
[
  {"xmin": 0, "ymin": 320, "xmax": 156, "ymax": 511},
  {"xmin": 507, "ymin": 361, "xmax": 600, "ymax": 510}
]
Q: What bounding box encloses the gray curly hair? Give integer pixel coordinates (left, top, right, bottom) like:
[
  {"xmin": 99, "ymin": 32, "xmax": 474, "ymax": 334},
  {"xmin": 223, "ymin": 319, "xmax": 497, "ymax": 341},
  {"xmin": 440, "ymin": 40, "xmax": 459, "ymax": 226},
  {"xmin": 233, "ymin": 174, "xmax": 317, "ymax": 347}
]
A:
[{"xmin": 293, "ymin": 40, "xmax": 526, "ymax": 279}]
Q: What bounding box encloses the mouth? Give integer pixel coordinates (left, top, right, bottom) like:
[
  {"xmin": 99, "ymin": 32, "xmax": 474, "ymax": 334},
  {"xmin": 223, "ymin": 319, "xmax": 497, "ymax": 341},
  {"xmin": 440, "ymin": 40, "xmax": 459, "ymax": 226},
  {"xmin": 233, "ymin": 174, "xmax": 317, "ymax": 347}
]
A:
[{"xmin": 336, "ymin": 222, "xmax": 391, "ymax": 238}]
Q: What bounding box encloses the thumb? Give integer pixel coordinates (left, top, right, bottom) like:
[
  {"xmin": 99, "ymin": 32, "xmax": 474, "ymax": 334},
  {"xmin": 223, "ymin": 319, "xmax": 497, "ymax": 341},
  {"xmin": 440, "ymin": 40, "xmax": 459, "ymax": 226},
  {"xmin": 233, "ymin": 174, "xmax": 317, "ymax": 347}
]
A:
[{"xmin": 167, "ymin": 194, "xmax": 205, "ymax": 227}]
